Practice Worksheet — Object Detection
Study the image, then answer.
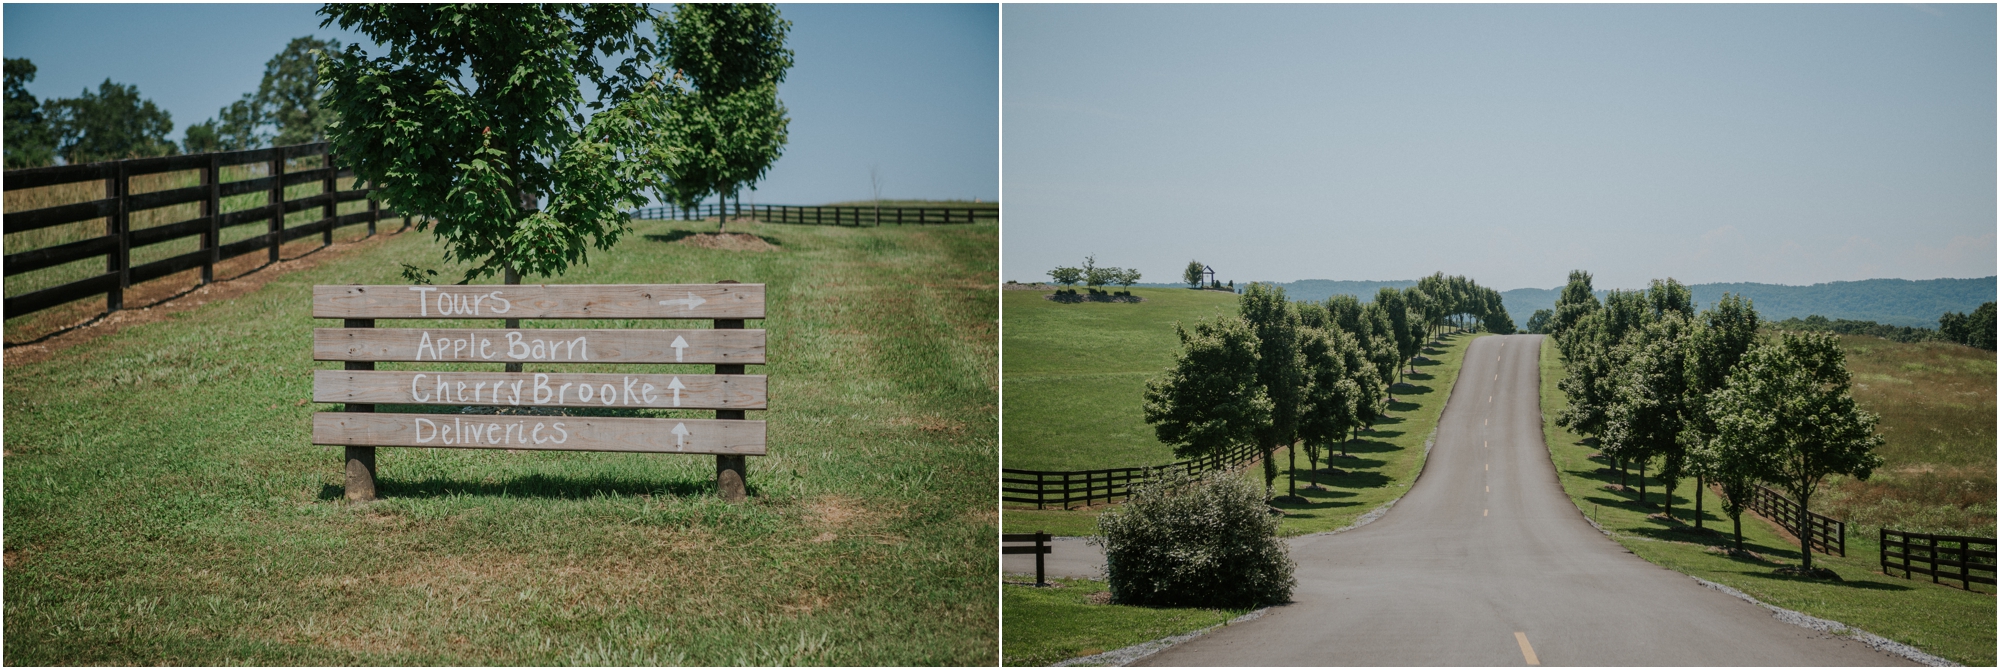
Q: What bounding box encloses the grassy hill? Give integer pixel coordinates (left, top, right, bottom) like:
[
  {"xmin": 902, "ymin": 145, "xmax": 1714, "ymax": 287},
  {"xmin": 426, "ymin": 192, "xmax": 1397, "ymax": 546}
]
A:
[
  {"xmin": 3, "ymin": 218, "xmax": 997, "ymax": 665},
  {"xmin": 1001, "ymin": 287, "xmax": 1240, "ymax": 472}
]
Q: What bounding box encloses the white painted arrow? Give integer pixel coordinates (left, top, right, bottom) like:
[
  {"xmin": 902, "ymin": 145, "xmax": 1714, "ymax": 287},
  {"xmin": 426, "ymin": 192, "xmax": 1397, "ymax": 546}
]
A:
[
  {"xmin": 671, "ymin": 422, "xmax": 689, "ymax": 450},
  {"xmin": 670, "ymin": 335, "xmax": 689, "ymax": 362},
  {"xmin": 659, "ymin": 292, "xmax": 707, "ymax": 311},
  {"xmin": 667, "ymin": 376, "xmax": 685, "ymax": 407}
]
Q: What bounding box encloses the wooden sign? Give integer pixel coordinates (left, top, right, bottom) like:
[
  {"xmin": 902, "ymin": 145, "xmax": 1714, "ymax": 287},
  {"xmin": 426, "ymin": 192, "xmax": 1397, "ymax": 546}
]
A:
[
  {"xmin": 314, "ymin": 371, "xmax": 766, "ymax": 410},
  {"xmin": 313, "ymin": 283, "xmax": 765, "ymax": 320},
  {"xmin": 314, "ymin": 328, "xmax": 766, "ymax": 365},
  {"xmin": 313, "ymin": 413, "xmax": 766, "ymax": 455}
]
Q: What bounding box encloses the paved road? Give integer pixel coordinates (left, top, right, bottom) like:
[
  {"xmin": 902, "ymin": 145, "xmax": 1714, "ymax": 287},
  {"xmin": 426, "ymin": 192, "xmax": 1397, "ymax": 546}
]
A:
[{"xmin": 1127, "ymin": 334, "xmax": 1908, "ymax": 666}]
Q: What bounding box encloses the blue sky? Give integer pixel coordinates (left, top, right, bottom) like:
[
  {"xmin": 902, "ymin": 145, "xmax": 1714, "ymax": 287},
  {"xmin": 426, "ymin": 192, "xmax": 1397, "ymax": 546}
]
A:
[
  {"xmin": 4, "ymin": 3, "xmax": 998, "ymax": 205},
  {"xmin": 1003, "ymin": 4, "xmax": 1995, "ymax": 290}
]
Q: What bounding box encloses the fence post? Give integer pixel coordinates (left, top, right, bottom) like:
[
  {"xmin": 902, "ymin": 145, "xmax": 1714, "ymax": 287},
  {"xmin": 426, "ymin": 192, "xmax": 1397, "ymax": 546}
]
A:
[
  {"xmin": 269, "ymin": 152, "xmax": 285, "ymax": 263},
  {"xmin": 714, "ymin": 279, "xmax": 748, "ymax": 503},
  {"xmin": 203, "ymin": 154, "xmax": 220, "ymax": 284},
  {"xmin": 321, "ymin": 152, "xmax": 336, "ymax": 247},
  {"xmin": 105, "ymin": 162, "xmax": 128, "ymax": 311},
  {"xmin": 344, "ymin": 316, "xmax": 378, "ymax": 501}
]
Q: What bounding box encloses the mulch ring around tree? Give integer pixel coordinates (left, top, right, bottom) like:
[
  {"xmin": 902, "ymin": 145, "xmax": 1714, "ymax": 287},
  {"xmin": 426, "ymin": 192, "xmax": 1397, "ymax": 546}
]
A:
[{"xmin": 665, "ymin": 231, "xmax": 782, "ymax": 252}]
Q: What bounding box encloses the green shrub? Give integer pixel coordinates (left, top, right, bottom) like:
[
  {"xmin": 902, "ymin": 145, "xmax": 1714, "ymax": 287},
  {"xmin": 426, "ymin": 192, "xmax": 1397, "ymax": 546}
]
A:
[{"xmin": 1094, "ymin": 470, "xmax": 1295, "ymax": 608}]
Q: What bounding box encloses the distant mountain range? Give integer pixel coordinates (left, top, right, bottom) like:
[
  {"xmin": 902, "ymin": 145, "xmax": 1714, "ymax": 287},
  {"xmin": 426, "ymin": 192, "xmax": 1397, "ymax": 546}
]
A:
[{"xmin": 1135, "ymin": 277, "xmax": 1996, "ymax": 329}]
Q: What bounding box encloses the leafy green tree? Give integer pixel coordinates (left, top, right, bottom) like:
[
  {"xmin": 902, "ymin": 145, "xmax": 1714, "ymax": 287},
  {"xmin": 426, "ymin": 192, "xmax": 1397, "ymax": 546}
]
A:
[
  {"xmin": 1047, "ymin": 265, "xmax": 1082, "ymax": 288},
  {"xmin": 1143, "ymin": 313, "xmax": 1272, "ymax": 462},
  {"xmin": 1184, "ymin": 260, "xmax": 1205, "ymax": 289},
  {"xmin": 1939, "ymin": 302, "xmax": 1996, "ymax": 351},
  {"xmin": 660, "ymin": 3, "xmax": 792, "ymax": 233},
  {"xmin": 1482, "ymin": 308, "xmax": 1516, "ymax": 334},
  {"xmin": 1682, "ymin": 293, "xmax": 1760, "ymax": 530},
  {"xmin": 260, "ymin": 36, "xmax": 343, "ymax": 146},
  {"xmin": 1525, "ymin": 309, "xmax": 1553, "ymax": 335},
  {"xmin": 5, "ymin": 58, "xmax": 56, "ymax": 168},
  {"xmin": 45, "ymin": 79, "xmax": 178, "ymax": 163},
  {"xmin": 1709, "ymin": 332, "xmax": 1885, "ymax": 571},
  {"xmin": 1375, "ymin": 287, "xmax": 1418, "ymax": 386},
  {"xmin": 319, "ymin": 4, "xmax": 681, "ymax": 282},
  {"xmin": 1114, "ymin": 267, "xmax": 1142, "ymax": 290},
  {"xmin": 1550, "ymin": 270, "xmax": 1600, "ymax": 355},
  {"xmin": 183, "ymin": 97, "xmax": 264, "ymax": 153},
  {"xmin": 1293, "ymin": 326, "xmax": 1362, "ymax": 497},
  {"xmin": 1241, "ymin": 283, "xmax": 1301, "ymax": 500},
  {"xmin": 1601, "ymin": 313, "xmax": 1692, "ymax": 511},
  {"xmin": 1082, "ymin": 255, "xmax": 1117, "ymax": 290}
]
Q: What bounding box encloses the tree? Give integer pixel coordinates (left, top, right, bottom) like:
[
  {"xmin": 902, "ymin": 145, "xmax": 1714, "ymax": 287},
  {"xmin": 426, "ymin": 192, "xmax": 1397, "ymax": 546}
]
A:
[
  {"xmin": 1296, "ymin": 326, "xmax": 1363, "ymax": 491},
  {"xmin": 45, "ymin": 79, "xmax": 178, "ymax": 164},
  {"xmin": 1083, "ymin": 255, "xmax": 1117, "ymax": 290},
  {"xmin": 1600, "ymin": 313, "xmax": 1692, "ymax": 513},
  {"xmin": 1939, "ymin": 302, "xmax": 1996, "ymax": 351},
  {"xmin": 1709, "ymin": 332, "xmax": 1885, "ymax": 572},
  {"xmin": 1241, "ymin": 283, "xmax": 1301, "ymax": 500},
  {"xmin": 661, "ymin": 3, "xmax": 792, "ymax": 233},
  {"xmin": 5, "ymin": 58, "xmax": 56, "ymax": 168},
  {"xmin": 1375, "ymin": 287, "xmax": 1418, "ymax": 386},
  {"xmin": 1682, "ymin": 293, "xmax": 1760, "ymax": 531},
  {"xmin": 184, "ymin": 97, "xmax": 265, "ymax": 153},
  {"xmin": 1184, "ymin": 260, "xmax": 1205, "ymax": 289},
  {"xmin": 1143, "ymin": 314, "xmax": 1271, "ymax": 462},
  {"xmin": 1482, "ymin": 308, "xmax": 1516, "ymax": 335},
  {"xmin": 1525, "ymin": 309, "xmax": 1553, "ymax": 335},
  {"xmin": 319, "ymin": 4, "xmax": 681, "ymax": 282},
  {"xmin": 1550, "ymin": 270, "xmax": 1600, "ymax": 355},
  {"xmin": 1114, "ymin": 267, "xmax": 1142, "ymax": 290},
  {"xmin": 1047, "ymin": 265, "xmax": 1082, "ymax": 288}
]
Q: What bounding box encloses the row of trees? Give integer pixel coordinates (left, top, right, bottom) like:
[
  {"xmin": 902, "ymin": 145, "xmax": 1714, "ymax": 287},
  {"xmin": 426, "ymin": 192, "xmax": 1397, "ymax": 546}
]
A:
[
  {"xmin": 1549, "ymin": 270, "xmax": 1884, "ymax": 571},
  {"xmin": 1533, "ymin": 301, "xmax": 1998, "ymax": 353},
  {"xmin": 1937, "ymin": 302, "xmax": 1996, "ymax": 351},
  {"xmin": 1047, "ymin": 255, "xmax": 1140, "ymax": 290},
  {"xmin": 1142, "ymin": 274, "xmax": 1509, "ymax": 502}
]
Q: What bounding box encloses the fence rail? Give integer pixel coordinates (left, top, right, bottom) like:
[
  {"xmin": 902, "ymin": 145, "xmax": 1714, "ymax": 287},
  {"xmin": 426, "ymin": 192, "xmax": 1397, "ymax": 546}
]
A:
[
  {"xmin": 4, "ymin": 142, "xmax": 408, "ymax": 320},
  {"xmin": 1001, "ymin": 443, "xmax": 1262, "ymax": 510},
  {"xmin": 1001, "ymin": 531, "xmax": 1053, "ymax": 586},
  {"xmin": 1881, "ymin": 528, "xmax": 1995, "ymax": 592},
  {"xmin": 1748, "ymin": 484, "xmax": 1845, "ymax": 557},
  {"xmin": 629, "ymin": 202, "xmax": 995, "ymax": 226}
]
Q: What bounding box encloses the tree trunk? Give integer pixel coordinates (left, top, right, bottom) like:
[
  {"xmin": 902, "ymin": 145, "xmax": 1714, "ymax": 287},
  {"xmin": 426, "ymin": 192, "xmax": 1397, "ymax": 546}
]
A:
[
  {"xmin": 1618, "ymin": 458, "xmax": 1627, "ymax": 488},
  {"xmin": 1732, "ymin": 513, "xmax": 1744, "ymax": 551},
  {"xmin": 1286, "ymin": 441, "xmax": 1297, "ymax": 499},
  {"xmin": 1638, "ymin": 460, "xmax": 1647, "ymax": 505},
  {"xmin": 1694, "ymin": 475, "xmax": 1704, "ymax": 530},
  {"xmin": 1262, "ymin": 440, "xmax": 1277, "ymax": 501},
  {"xmin": 1798, "ymin": 492, "xmax": 1813, "ymax": 570}
]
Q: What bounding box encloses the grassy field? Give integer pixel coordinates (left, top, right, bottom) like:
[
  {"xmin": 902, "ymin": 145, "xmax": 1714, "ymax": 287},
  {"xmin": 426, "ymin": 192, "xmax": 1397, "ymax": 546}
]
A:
[
  {"xmin": 1000, "ymin": 577, "xmax": 1245, "ymax": 667},
  {"xmin": 1537, "ymin": 335, "xmax": 1995, "ymax": 666},
  {"xmin": 3, "ymin": 217, "xmax": 997, "ymax": 664},
  {"xmin": 1001, "ymin": 279, "xmax": 1485, "ymax": 538}
]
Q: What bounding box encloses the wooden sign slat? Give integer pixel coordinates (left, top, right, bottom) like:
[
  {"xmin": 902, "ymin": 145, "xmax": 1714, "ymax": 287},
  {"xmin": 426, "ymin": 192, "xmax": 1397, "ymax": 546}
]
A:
[
  {"xmin": 314, "ymin": 370, "xmax": 766, "ymax": 410},
  {"xmin": 314, "ymin": 328, "xmax": 766, "ymax": 365},
  {"xmin": 313, "ymin": 413, "xmax": 766, "ymax": 455},
  {"xmin": 313, "ymin": 284, "xmax": 765, "ymax": 320}
]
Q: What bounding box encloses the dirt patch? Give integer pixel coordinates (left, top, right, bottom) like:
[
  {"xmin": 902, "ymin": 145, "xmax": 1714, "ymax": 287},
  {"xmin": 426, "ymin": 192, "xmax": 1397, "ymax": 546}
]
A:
[
  {"xmin": 5, "ymin": 227, "xmax": 411, "ymax": 366},
  {"xmin": 806, "ymin": 495, "xmax": 865, "ymax": 530},
  {"xmin": 1045, "ymin": 292, "xmax": 1144, "ymax": 304},
  {"xmin": 669, "ymin": 232, "xmax": 781, "ymax": 252},
  {"xmin": 1084, "ymin": 591, "xmax": 1113, "ymax": 605},
  {"xmin": 1003, "ymin": 282, "xmax": 1051, "ymax": 291}
]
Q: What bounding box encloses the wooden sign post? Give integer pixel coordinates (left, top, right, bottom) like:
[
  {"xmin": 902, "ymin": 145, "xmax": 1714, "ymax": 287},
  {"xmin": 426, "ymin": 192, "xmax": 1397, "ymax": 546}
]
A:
[{"xmin": 313, "ymin": 283, "xmax": 768, "ymax": 502}]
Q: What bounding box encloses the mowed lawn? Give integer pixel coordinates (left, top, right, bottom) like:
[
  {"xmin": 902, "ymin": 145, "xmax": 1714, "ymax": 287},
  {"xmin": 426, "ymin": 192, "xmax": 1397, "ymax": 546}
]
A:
[
  {"xmin": 1001, "ymin": 281, "xmax": 1485, "ymax": 537},
  {"xmin": 3, "ymin": 218, "xmax": 997, "ymax": 665},
  {"xmin": 1537, "ymin": 335, "xmax": 1995, "ymax": 666},
  {"xmin": 1001, "ymin": 286, "xmax": 1239, "ymax": 473}
]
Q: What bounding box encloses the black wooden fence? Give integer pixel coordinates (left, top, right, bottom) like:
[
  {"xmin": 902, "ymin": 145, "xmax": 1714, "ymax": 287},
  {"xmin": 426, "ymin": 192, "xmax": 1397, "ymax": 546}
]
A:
[
  {"xmin": 4, "ymin": 142, "xmax": 406, "ymax": 320},
  {"xmin": 629, "ymin": 202, "xmax": 996, "ymax": 225},
  {"xmin": 1002, "ymin": 532, "xmax": 1053, "ymax": 586},
  {"xmin": 1001, "ymin": 443, "xmax": 1262, "ymax": 510},
  {"xmin": 1749, "ymin": 484, "xmax": 1846, "ymax": 557},
  {"xmin": 1880, "ymin": 529, "xmax": 1995, "ymax": 592}
]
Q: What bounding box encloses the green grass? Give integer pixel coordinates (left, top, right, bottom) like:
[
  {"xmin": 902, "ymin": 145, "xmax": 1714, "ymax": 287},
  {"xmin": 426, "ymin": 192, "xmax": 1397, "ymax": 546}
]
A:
[
  {"xmin": 1537, "ymin": 335, "xmax": 1996, "ymax": 667},
  {"xmin": 1000, "ymin": 280, "xmax": 1486, "ymax": 538},
  {"xmin": 1001, "ymin": 286, "xmax": 1241, "ymax": 472},
  {"xmin": 3, "ymin": 217, "xmax": 997, "ymax": 665},
  {"xmin": 1001, "ymin": 577, "xmax": 1245, "ymax": 667}
]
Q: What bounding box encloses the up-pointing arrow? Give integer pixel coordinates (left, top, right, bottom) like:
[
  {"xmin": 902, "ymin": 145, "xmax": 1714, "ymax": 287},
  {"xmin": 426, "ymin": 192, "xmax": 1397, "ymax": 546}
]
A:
[
  {"xmin": 667, "ymin": 376, "xmax": 685, "ymax": 407},
  {"xmin": 671, "ymin": 422, "xmax": 689, "ymax": 450},
  {"xmin": 659, "ymin": 292, "xmax": 707, "ymax": 311},
  {"xmin": 670, "ymin": 335, "xmax": 689, "ymax": 362}
]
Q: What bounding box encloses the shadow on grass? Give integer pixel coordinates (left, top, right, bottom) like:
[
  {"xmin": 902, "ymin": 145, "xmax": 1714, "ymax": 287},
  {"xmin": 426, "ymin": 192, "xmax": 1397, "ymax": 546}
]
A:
[
  {"xmin": 643, "ymin": 230, "xmax": 784, "ymax": 247},
  {"xmin": 319, "ymin": 473, "xmax": 718, "ymax": 501},
  {"xmin": 1738, "ymin": 570, "xmax": 1915, "ymax": 591}
]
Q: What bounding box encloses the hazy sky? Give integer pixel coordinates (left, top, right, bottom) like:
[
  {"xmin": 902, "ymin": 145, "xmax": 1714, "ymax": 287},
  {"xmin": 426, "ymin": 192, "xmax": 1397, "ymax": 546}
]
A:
[
  {"xmin": 4, "ymin": 3, "xmax": 998, "ymax": 205},
  {"xmin": 1002, "ymin": 4, "xmax": 1995, "ymax": 290}
]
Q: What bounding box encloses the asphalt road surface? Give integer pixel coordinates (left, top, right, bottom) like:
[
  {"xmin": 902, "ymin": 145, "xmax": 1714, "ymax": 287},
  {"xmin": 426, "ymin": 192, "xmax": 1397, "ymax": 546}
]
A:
[{"xmin": 1129, "ymin": 334, "xmax": 1909, "ymax": 666}]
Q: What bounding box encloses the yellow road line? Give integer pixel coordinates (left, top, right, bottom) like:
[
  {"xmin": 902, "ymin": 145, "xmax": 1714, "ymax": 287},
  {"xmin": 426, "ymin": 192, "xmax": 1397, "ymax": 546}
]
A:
[{"xmin": 1515, "ymin": 632, "xmax": 1540, "ymax": 665}]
